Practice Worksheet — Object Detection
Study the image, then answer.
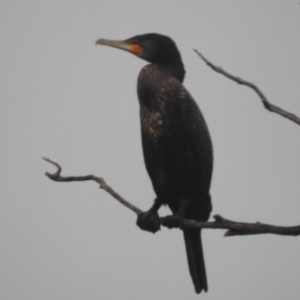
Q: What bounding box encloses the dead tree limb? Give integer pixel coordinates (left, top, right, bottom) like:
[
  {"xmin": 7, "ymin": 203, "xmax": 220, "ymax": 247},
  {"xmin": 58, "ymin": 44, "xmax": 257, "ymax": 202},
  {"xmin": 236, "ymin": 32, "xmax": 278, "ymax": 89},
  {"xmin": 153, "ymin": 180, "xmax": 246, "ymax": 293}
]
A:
[
  {"xmin": 43, "ymin": 157, "xmax": 300, "ymax": 237},
  {"xmin": 43, "ymin": 157, "xmax": 142, "ymax": 215},
  {"xmin": 194, "ymin": 50, "xmax": 300, "ymax": 126}
]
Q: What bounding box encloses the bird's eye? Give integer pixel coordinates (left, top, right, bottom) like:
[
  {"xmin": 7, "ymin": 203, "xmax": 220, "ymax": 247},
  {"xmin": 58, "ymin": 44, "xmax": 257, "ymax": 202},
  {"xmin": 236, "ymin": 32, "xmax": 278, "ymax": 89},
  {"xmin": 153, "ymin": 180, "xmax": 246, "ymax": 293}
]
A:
[{"xmin": 131, "ymin": 38, "xmax": 138, "ymax": 44}]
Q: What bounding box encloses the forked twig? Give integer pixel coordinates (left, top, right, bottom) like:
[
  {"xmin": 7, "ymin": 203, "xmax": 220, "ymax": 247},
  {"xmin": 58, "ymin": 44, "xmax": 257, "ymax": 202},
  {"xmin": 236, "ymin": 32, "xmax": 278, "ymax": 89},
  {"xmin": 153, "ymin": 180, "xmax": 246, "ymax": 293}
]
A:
[
  {"xmin": 43, "ymin": 157, "xmax": 142, "ymax": 214},
  {"xmin": 43, "ymin": 158, "xmax": 300, "ymax": 237},
  {"xmin": 194, "ymin": 50, "xmax": 300, "ymax": 126}
]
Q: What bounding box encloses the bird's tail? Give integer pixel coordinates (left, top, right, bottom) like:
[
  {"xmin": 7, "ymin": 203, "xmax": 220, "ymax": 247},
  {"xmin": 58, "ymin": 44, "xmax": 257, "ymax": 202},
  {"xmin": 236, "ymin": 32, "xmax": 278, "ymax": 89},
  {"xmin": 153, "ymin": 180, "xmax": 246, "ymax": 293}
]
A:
[{"xmin": 183, "ymin": 228, "xmax": 208, "ymax": 294}]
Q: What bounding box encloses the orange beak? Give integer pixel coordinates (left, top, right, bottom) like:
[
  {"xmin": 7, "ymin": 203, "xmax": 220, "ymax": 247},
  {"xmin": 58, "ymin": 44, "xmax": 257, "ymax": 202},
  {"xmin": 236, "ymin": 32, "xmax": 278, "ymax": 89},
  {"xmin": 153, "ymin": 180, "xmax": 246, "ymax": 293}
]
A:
[{"xmin": 96, "ymin": 38, "xmax": 142, "ymax": 56}]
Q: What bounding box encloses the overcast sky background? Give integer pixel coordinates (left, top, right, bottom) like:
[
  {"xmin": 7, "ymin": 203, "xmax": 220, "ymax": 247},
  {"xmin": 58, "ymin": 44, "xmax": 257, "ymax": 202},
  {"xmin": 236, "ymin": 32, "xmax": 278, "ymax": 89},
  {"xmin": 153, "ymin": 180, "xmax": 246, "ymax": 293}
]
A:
[{"xmin": 1, "ymin": 1, "xmax": 300, "ymax": 299}]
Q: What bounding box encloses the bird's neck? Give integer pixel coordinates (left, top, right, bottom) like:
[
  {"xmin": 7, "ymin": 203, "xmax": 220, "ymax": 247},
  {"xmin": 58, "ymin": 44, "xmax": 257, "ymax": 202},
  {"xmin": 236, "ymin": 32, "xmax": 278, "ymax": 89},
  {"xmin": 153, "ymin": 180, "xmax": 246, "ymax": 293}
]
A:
[
  {"xmin": 137, "ymin": 63, "xmax": 184, "ymax": 111},
  {"xmin": 159, "ymin": 60, "xmax": 185, "ymax": 82}
]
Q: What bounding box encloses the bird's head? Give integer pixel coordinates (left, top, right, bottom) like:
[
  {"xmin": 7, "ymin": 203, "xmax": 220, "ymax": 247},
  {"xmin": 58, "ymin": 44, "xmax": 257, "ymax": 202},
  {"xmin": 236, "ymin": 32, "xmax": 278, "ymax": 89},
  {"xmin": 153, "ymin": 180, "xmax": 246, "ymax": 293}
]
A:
[{"xmin": 96, "ymin": 33, "xmax": 183, "ymax": 65}]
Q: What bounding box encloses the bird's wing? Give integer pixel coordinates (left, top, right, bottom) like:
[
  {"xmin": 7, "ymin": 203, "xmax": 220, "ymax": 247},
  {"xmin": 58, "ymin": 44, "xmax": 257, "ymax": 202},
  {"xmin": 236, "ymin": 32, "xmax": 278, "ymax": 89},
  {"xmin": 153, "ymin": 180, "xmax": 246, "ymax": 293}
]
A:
[{"xmin": 177, "ymin": 84, "xmax": 213, "ymax": 190}]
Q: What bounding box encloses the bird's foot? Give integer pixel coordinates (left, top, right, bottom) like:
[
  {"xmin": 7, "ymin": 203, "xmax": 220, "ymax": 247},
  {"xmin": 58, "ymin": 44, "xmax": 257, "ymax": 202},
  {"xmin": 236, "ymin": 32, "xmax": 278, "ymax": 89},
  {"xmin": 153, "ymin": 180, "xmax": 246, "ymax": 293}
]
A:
[
  {"xmin": 136, "ymin": 210, "xmax": 161, "ymax": 233},
  {"xmin": 162, "ymin": 215, "xmax": 184, "ymax": 229}
]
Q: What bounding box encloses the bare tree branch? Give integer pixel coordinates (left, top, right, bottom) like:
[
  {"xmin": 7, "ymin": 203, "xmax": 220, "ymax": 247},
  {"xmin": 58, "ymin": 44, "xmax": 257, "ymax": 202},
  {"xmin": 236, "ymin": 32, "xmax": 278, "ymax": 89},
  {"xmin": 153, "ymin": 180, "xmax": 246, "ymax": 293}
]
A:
[
  {"xmin": 43, "ymin": 158, "xmax": 300, "ymax": 237},
  {"xmin": 43, "ymin": 157, "xmax": 142, "ymax": 215},
  {"xmin": 194, "ymin": 50, "xmax": 300, "ymax": 126},
  {"xmin": 184, "ymin": 215, "xmax": 300, "ymax": 237}
]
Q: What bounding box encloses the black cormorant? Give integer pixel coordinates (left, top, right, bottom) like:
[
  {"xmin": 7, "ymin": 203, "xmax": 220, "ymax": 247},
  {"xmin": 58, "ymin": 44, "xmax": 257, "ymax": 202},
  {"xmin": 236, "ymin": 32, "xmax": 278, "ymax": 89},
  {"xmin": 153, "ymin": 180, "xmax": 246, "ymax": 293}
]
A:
[{"xmin": 96, "ymin": 33, "xmax": 213, "ymax": 294}]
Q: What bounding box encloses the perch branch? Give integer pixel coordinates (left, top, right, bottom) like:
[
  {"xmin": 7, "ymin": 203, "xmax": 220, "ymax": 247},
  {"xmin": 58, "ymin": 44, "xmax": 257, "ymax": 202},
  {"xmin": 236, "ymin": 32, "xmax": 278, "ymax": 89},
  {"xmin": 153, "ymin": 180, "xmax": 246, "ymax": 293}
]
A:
[
  {"xmin": 43, "ymin": 158, "xmax": 300, "ymax": 237},
  {"xmin": 194, "ymin": 49, "xmax": 300, "ymax": 126}
]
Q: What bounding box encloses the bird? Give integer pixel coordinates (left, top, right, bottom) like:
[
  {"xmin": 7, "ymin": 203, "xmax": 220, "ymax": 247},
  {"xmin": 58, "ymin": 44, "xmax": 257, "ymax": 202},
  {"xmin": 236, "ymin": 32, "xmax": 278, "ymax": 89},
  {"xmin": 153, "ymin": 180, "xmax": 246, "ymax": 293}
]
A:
[{"xmin": 96, "ymin": 33, "xmax": 213, "ymax": 294}]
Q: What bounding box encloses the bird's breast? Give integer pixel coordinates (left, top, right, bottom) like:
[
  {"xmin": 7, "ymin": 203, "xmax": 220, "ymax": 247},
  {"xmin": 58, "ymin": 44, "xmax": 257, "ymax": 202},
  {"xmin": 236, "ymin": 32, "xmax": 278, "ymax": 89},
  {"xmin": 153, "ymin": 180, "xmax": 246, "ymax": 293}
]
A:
[
  {"xmin": 140, "ymin": 105, "xmax": 165, "ymax": 140},
  {"xmin": 138, "ymin": 65, "xmax": 168, "ymax": 140},
  {"xmin": 137, "ymin": 64, "xmax": 181, "ymax": 140}
]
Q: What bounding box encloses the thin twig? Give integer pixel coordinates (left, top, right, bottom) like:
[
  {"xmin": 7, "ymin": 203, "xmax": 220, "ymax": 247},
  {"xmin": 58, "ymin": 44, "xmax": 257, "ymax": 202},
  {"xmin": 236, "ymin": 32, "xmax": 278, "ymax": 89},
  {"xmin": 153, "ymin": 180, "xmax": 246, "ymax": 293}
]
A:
[
  {"xmin": 43, "ymin": 158, "xmax": 300, "ymax": 237},
  {"xmin": 43, "ymin": 157, "xmax": 142, "ymax": 214},
  {"xmin": 194, "ymin": 49, "xmax": 300, "ymax": 126}
]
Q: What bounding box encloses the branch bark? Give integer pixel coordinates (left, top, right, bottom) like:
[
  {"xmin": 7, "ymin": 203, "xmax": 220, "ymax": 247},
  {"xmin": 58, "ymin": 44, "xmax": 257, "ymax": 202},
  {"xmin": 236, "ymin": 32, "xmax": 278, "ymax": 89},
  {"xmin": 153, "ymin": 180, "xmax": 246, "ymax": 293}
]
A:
[
  {"xmin": 43, "ymin": 157, "xmax": 300, "ymax": 237},
  {"xmin": 43, "ymin": 157, "xmax": 142, "ymax": 215},
  {"xmin": 194, "ymin": 50, "xmax": 300, "ymax": 126}
]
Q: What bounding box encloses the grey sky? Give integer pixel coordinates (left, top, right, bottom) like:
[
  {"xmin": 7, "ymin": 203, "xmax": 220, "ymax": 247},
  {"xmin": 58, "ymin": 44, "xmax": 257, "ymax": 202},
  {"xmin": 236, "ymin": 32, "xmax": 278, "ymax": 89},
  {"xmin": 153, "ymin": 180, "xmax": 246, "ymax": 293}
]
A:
[{"xmin": 1, "ymin": 1, "xmax": 300, "ymax": 299}]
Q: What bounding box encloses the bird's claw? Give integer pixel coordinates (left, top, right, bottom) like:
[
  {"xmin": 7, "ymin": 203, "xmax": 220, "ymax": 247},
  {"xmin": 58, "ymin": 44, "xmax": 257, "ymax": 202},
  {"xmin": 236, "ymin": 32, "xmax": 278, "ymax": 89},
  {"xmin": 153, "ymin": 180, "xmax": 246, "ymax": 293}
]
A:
[{"xmin": 136, "ymin": 210, "xmax": 161, "ymax": 233}]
